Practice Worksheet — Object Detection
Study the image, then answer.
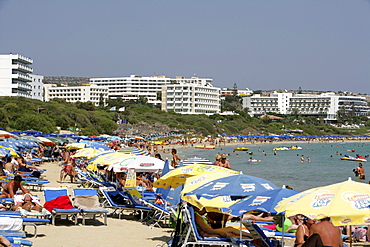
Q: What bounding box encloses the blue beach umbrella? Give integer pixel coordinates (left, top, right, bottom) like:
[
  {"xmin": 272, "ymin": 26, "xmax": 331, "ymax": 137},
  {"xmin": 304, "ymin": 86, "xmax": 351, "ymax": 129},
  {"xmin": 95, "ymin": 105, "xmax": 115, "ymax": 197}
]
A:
[
  {"xmin": 86, "ymin": 144, "xmax": 111, "ymax": 151},
  {"xmin": 185, "ymin": 174, "xmax": 278, "ymax": 199},
  {"xmin": 221, "ymin": 188, "xmax": 300, "ymax": 216},
  {"xmin": 155, "ymin": 159, "xmax": 171, "ymax": 198}
]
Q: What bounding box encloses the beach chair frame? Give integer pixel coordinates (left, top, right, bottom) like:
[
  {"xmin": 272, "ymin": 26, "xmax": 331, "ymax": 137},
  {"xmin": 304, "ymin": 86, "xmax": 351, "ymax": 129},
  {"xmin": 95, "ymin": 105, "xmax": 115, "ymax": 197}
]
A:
[
  {"xmin": 180, "ymin": 205, "xmax": 236, "ymax": 247},
  {"xmin": 43, "ymin": 188, "xmax": 80, "ymax": 225},
  {"xmin": 72, "ymin": 188, "xmax": 108, "ymax": 225}
]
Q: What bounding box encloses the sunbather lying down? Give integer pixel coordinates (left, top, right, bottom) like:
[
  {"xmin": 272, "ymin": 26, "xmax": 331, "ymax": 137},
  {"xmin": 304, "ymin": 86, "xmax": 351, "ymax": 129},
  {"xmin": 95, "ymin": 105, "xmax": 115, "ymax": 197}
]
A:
[
  {"xmin": 13, "ymin": 193, "xmax": 43, "ymax": 212},
  {"xmin": 194, "ymin": 207, "xmax": 253, "ymax": 239}
]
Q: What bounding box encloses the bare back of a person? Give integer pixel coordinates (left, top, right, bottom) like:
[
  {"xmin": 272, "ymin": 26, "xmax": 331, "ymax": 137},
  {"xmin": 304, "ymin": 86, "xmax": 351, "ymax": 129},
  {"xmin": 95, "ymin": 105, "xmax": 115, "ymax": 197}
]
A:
[{"xmin": 310, "ymin": 221, "xmax": 342, "ymax": 247}]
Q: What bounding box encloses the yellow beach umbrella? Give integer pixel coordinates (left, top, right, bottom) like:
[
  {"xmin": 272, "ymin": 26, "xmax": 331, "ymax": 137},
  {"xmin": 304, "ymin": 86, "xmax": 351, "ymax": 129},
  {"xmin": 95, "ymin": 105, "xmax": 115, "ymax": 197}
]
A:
[
  {"xmin": 0, "ymin": 146, "xmax": 19, "ymax": 157},
  {"xmin": 154, "ymin": 164, "xmax": 239, "ymax": 189},
  {"xmin": 275, "ymin": 177, "xmax": 370, "ymax": 226},
  {"xmin": 71, "ymin": 148, "xmax": 104, "ymax": 159},
  {"xmin": 65, "ymin": 143, "xmax": 87, "ymax": 150},
  {"xmin": 89, "ymin": 152, "xmax": 133, "ymax": 166}
]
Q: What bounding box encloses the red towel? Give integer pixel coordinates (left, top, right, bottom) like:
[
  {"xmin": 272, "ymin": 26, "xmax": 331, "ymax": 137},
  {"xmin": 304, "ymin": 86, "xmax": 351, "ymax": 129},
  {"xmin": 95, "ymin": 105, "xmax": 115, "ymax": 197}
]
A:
[{"xmin": 44, "ymin": 195, "xmax": 74, "ymax": 213}]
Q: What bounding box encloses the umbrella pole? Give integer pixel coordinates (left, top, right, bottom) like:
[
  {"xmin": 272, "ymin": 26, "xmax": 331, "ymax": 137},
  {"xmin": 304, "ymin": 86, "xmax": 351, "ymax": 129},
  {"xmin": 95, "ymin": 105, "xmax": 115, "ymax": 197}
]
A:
[
  {"xmin": 349, "ymin": 225, "xmax": 352, "ymax": 247},
  {"xmin": 281, "ymin": 215, "xmax": 285, "ymax": 247},
  {"xmin": 239, "ymin": 216, "xmax": 242, "ymax": 246}
]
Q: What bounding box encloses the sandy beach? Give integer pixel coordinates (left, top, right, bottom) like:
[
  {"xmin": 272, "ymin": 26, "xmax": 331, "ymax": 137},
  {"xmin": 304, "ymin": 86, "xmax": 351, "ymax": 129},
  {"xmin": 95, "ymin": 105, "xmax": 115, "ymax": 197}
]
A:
[{"xmin": 27, "ymin": 161, "xmax": 172, "ymax": 247}]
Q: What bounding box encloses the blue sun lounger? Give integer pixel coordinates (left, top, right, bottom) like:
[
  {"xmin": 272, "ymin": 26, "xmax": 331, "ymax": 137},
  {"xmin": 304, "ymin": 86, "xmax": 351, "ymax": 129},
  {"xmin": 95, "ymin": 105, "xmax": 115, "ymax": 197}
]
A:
[
  {"xmin": 44, "ymin": 188, "xmax": 80, "ymax": 225},
  {"xmin": 72, "ymin": 188, "xmax": 108, "ymax": 225},
  {"xmin": 0, "ymin": 211, "xmax": 50, "ymax": 238},
  {"xmin": 5, "ymin": 237, "xmax": 33, "ymax": 246},
  {"xmin": 181, "ymin": 205, "xmax": 236, "ymax": 247}
]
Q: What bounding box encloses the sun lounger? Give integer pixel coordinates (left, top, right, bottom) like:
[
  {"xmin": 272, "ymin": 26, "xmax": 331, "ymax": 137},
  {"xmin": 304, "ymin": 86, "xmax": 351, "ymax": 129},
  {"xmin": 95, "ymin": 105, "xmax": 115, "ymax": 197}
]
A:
[
  {"xmin": 0, "ymin": 210, "xmax": 50, "ymax": 238},
  {"xmin": 43, "ymin": 188, "xmax": 80, "ymax": 225},
  {"xmin": 241, "ymin": 220, "xmax": 295, "ymax": 247},
  {"xmin": 180, "ymin": 205, "xmax": 236, "ymax": 247},
  {"xmin": 5, "ymin": 236, "xmax": 33, "ymax": 246},
  {"xmin": 72, "ymin": 188, "xmax": 108, "ymax": 225},
  {"xmin": 123, "ymin": 188, "xmax": 153, "ymax": 220},
  {"xmin": 99, "ymin": 187, "xmax": 140, "ymax": 219}
]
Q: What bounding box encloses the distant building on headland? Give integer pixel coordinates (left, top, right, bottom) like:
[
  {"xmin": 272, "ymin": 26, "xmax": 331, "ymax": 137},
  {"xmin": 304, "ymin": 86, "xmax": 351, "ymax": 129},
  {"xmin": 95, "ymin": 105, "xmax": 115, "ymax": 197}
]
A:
[
  {"xmin": 243, "ymin": 91, "xmax": 369, "ymax": 121},
  {"xmin": 0, "ymin": 53, "xmax": 43, "ymax": 100},
  {"xmin": 90, "ymin": 74, "xmax": 221, "ymax": 115},
  {"xmin": 43, "ymin": 84, "xmax": 108, "ymax": 106},
  {"xmin": 161, "ymin": 80, "xmax": 221, "ymax": 115}
]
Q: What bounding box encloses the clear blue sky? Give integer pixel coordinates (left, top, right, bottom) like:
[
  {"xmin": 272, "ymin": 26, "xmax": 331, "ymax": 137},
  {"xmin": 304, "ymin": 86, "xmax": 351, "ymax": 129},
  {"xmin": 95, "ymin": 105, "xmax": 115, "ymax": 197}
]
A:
[{"xmin": 1, "ymin": 0, "xmax": 370, "ymax": 93}]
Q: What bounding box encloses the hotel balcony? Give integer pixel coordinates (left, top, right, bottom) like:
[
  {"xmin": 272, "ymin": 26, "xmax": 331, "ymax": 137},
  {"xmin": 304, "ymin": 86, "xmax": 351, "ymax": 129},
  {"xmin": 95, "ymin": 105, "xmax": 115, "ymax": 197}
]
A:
[
  {"xmin": 13, "ymin": 55, "xmax": 33, "ymax": 64},
  {"xmin": 12, "ymin": 81, "xmax": 32, "ymax": 91},
  {"xmin": 12, "ymin": 73, "xmax": 32, "ymax": 82},
  {"xmin": 12, "ymin": 64, "xmax": 33, "ymax": 73}
]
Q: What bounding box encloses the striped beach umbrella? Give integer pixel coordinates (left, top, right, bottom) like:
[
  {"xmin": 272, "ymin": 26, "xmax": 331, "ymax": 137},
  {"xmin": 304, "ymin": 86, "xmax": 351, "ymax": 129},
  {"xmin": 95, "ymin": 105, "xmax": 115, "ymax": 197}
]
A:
[{"xmin": 117, "ymin": 147, "xmax": 149, "ymax": 156}]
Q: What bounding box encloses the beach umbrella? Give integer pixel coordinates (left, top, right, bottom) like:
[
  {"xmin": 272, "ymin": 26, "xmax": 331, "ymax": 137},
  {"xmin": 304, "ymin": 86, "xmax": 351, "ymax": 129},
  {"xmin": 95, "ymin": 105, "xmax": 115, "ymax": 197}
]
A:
[
  {"xmin": 274, "ymin": 177, "xmax": 370, "ymax": 226},
  {"xmin": 155, "ymin": 159, "xmax": 171, "ymax": 198},
  {"xmin": 109, "ymin": 155, "xmax": 168, "ymax": 173},
  {"xmin": 154, "ymin": 164, "xmax": 239, "ymax": 190},
  {"xmin": 117, "ymin": 147, "xmax": 149, "ymax": 156},
  {"xmin": 182, "ymin": 157, "xmax": 213, "ymax": 166},
  {"xmin": 0, "ymin": 130, "xmax": 14, "ymax": 138},
  {"xmin": 184, "ymin": 173, "xmax": 278, "ymax": 199},
  {"xmin": 21, "ymin": 136, "xmax": 42, "ymax": 143},
  {"xmin": 86, "ymin": 144, "xmax": 111, "ymax": 151},
  {"xmin": 65, "ymin": 142, "xmax": 87, "ymax": 150},
  {"xmin": 71, "ymin": 148, "xmax": 104, "ymax": 159},
  {"xmin": 90, "ymin": 152, "xmax": 133, "ymax": 166},
  {"xmin": 0, "ymin": 145, "xmax": 19, "ymax": 157},
  {"xmin": 180, "ymin": 172, "xmax": 243, "ymax": 212},
  {"xmin": 221, "ymin": 188, "xmax": 300, "ymax": 216},
  {"xmin": 36, "ymin": 137, "xmax": 54, "ymax": 145}
]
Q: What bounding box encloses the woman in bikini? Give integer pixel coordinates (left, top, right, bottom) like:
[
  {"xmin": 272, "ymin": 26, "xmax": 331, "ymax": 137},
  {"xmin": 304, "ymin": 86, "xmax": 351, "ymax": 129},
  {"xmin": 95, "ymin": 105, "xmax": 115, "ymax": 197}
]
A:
[
  {"xmin": 13, "ymin": 193, "xmax": 43, "ymax": 212},
  {"xmin": 294, "ymin": 216, "xmax": 316, "ymax": 247}
]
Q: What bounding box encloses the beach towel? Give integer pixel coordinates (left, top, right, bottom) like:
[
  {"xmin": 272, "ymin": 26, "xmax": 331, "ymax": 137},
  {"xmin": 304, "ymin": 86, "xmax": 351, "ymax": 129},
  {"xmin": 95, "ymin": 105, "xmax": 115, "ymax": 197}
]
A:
[
  {"xmin": 44, "ymin": 195, "xmax": 74, "ymax": 213},
  {"xmin": 0, "ymin": 217, "xmax": 23, "ymax": 231},
  {"xmin": 72, "ymin": 195, "xmax": 105, "ymax": 211}
]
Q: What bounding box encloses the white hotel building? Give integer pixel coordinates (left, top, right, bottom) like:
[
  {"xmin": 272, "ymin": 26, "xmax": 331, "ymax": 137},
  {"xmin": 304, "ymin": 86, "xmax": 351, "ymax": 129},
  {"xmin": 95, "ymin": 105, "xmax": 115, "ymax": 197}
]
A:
[
  {"xmin": 243, "ymin": 92, "xmax": 369, "ymax": 120},
  {"xmin": 90, "ymin": 75, "xmax": 221, "ymax": 114},
  {"xmin": 161, "ymin": 81, "xmax": 221, "ymax": 115},
  {"xmin": 0, "ymin": 54, "xmax": 34, "ymax": 98},
  {"xmin": 44, "ymin": 84, "xmax": 108, "ymax": 106},
  {"xmin": 0, "ymin": 54, "xmax": 45, "ymax": 100}
]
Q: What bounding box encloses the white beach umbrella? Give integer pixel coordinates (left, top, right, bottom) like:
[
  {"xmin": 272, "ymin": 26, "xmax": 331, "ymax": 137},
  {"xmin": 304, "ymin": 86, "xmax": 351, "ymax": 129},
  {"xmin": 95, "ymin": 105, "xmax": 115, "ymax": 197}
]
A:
[{"xmin": 109, "ymin": 155, "xmax": 170, "ymax": 173}]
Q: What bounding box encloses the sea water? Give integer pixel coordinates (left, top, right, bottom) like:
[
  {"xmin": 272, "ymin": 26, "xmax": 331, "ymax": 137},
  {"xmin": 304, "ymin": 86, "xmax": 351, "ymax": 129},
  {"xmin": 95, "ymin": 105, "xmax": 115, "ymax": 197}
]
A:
[{"xmin": 174, "ymin": 142, "xmax": 370, "ymax": 191}]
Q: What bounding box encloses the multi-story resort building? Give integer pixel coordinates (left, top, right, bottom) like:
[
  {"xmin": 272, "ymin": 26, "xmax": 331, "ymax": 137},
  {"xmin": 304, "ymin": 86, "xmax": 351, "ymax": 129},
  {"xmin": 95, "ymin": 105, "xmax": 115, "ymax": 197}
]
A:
[
  {"xmin": 243, "ymin": 92, "xmax": 369, "ymax": 121},
  {"xmin": 43, "ymin": 84, "xmax": 108, "ymax": 106},
  {"xmin": 30, "ymin": 74, "xmax": 44, "ymax": 101},
  {"xmin": 161, "ymin": 81, "xmax": 221, "ymax": 115},
  {"xmin": 89, "ymin": 75, "xmax": 215, "ymax": 106},
  {"xmin": 0, "ymin": 54, "xmax": 33, "ymax": 98}
]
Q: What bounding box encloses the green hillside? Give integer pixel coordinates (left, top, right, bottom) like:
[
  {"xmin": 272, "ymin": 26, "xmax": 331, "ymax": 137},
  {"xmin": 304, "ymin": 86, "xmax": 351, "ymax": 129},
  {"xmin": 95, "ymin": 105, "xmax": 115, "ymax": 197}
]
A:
[{"xmin": 0, "ymin": 96, "xmax": 368, "ymax": 137}]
